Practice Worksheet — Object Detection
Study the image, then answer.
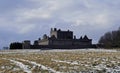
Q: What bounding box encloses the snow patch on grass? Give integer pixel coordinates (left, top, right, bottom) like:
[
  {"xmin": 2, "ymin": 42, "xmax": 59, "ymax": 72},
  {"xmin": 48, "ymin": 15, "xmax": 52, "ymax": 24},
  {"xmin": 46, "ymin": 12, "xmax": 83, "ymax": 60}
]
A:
[
  {"xmin": 7, "ymin": 59, "xmax": 32, "ymax": 73},
  {"xmin": 93, "ymin": 64, "xmax": 120, "ymax": 73},
  {"xmin": 52, "ymin": 59, "xmax": 79, "ymax": 65},
  {"xmin": 17, "ymin": 58, "xmax": 61, "ymax": 73},
  {"xmin": 0, "ymin": 49, "xmax": 41, "ymax": 54}
]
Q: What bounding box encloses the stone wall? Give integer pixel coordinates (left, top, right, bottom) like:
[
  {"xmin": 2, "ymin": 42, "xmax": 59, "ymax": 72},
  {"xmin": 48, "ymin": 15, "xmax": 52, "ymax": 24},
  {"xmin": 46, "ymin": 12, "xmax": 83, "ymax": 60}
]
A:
[
  {"xmin": 49, "ymin": 39, "xmax": 73, "ymax": 45},
  {"xmin": 38, "ymin": 39, "xmax": 49, "ymax": 45},
  {"xmin": 22, "ymin": 40, "xmax": 31, "ymax": 49}
]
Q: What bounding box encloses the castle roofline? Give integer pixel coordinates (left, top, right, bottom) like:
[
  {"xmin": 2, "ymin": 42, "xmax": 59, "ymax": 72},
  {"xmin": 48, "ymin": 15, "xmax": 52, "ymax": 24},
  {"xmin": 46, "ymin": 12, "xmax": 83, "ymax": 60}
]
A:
[{"xmin": 51, "ymin": 28, "xmax": 73, "ymax": 32}]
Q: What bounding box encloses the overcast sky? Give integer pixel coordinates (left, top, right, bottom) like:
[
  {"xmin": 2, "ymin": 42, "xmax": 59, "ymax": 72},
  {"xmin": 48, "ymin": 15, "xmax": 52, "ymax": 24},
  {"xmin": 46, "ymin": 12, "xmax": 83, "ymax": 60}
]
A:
[{"xmin": 0, "ymin": 0, "xmax": 120, "ymax": 49}]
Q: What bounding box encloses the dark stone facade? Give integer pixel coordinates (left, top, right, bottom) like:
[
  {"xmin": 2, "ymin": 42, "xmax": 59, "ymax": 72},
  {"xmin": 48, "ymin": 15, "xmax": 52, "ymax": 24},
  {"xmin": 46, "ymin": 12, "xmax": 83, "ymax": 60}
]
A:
[{"xmin": 22, "ymin": 28, "xmax": 96, "ymax": 49}]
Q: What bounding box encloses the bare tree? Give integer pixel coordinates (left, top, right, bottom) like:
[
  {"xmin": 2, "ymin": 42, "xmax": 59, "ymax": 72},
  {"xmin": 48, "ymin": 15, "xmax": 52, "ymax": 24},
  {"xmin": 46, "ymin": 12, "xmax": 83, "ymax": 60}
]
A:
[{"xmin": 99, "ymin": 27, "xmax": 120, "ymax": 48}]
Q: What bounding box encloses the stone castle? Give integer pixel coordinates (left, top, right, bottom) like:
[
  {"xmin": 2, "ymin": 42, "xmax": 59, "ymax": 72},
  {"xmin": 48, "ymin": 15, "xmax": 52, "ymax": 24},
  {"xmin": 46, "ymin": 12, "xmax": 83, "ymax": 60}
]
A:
[{"xmin": 22, "ymin": 28, "xmax": 96, "ymax": 49}]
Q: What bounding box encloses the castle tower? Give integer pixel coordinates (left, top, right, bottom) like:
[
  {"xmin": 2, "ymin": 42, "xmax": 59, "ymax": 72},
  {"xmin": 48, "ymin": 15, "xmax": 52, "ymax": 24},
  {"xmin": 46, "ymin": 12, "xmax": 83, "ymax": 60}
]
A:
[
  {"xmin": 22, "ymin": 40, "xmax": 31, "ymax": 49},
  {"xmin": 50, "ymin": 28, "xmax": 58, "ymax": 38}
]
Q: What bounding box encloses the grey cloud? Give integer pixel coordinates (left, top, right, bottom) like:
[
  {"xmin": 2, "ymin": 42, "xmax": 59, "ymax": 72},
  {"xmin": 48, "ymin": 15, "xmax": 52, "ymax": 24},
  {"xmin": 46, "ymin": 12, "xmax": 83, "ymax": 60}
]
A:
[{"xmin": 0, "ymin": 0, "xmax": 120, "ymax": 49}]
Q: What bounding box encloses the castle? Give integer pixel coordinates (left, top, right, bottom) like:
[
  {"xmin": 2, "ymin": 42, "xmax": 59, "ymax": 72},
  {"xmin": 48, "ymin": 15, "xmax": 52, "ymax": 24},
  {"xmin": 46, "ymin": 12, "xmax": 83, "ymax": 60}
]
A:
[{"xmin": 22, "ymin": 28, "xmax": 96, "ymax": 49}]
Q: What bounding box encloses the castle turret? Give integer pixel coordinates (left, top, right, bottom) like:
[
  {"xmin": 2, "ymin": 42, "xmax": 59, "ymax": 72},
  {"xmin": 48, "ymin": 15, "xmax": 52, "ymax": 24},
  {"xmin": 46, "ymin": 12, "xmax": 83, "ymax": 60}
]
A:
[
  {"xmin": 80, "ymin": 36, "xmax": 83, "ymax": 40},
  {"xmin": 34, "ymin": 40, "xmax": 38, "ymax": 45},
  {"xmin": 54, "ymin": 28, "xmax": 57, "ymax": 31},
  {"xmin": 74, "ymin": 35, "xmax": 76, "ymax": 39},
  {"xmin": 83, "ymin": 35, "xmax": 89, "ymax": 40},
  {"xmin": 43, "ymin": 34, "xmax": 48, "ymax": 39}
]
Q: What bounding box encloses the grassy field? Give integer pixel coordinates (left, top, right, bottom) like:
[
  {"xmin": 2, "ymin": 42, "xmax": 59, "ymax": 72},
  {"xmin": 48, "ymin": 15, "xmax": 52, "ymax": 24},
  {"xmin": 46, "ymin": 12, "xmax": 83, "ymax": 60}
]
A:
[{"xmin": 0, "ymin": 49, "xmax": 120, "ymax": 73}]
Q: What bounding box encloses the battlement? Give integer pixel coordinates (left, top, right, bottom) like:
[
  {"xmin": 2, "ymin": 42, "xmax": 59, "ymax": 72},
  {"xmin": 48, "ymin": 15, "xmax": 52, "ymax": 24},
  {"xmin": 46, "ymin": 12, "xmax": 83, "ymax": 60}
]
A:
[{"xmin": 50, "ymin": 28, "xmax": 73, "ymax": 39}]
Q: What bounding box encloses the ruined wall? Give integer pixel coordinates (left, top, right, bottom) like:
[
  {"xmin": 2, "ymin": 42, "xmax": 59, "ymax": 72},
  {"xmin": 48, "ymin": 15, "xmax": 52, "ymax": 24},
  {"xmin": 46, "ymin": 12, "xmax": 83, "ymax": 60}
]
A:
[
  {"xmin": 50, "ymin": 28, "xmax": 73, "ymax": 39},
  {"xmin": 73, "ymin": 39, "xmax": 92, "ymax": 45},
  {"xmin": 38, "ymin": 40, "xmax": 49, "ymax": 45},
  {"xmin": 57, "ymin": 31, "xmax": 73, "ymax": 39},
  {"xmin": 49, "ymin": 39, "xmax": 92, "ymax": 46},
  {"xmin": 50, "ymin": 29, "xmax": 57, "ymax": 38},
  {"xmin": 49, "ymin": 39, "xmax": 73, "ymax": 45},
  {"xmin": 22, "ymin": 40, "xmax": 31, "ymax": 49}
]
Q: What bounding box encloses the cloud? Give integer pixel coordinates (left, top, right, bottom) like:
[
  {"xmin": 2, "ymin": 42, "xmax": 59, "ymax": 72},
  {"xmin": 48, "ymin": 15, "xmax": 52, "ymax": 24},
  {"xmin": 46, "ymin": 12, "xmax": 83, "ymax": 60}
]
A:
[
  {"xmin": 0, "ymin": 0, "xmax": 120, "ymax": 48},
  {"xmin": 17, "ymin": 24, "xmax": 36, "ymax": 34},
  {"xmin": 9, "ymin": 0, "xmax": 120, "ymax": 29}
]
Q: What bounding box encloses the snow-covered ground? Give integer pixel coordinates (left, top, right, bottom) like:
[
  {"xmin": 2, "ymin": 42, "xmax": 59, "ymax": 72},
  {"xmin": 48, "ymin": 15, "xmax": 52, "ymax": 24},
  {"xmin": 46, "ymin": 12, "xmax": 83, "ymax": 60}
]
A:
[
  {"xmin": 0, "ymin": 49, "xmax": 120, "ymax": 73},
  {"xmin": 0, "ymin": 48, "xmax": 118, "ymax": 54},
  {"xmin": 8, "ymin": 59, "xmax": 32, "ymax": 73}
]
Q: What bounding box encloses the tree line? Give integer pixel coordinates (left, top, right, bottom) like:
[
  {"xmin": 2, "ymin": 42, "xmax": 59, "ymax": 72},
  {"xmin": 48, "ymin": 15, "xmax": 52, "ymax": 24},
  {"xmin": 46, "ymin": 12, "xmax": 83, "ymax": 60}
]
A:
[
  {"xmin": 99, "ymin": 27, "xmax": 120, "ymax": 48},
  {"xmin": 10, "ymin": 42, "xmax": 22, "ymax": 49}
]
